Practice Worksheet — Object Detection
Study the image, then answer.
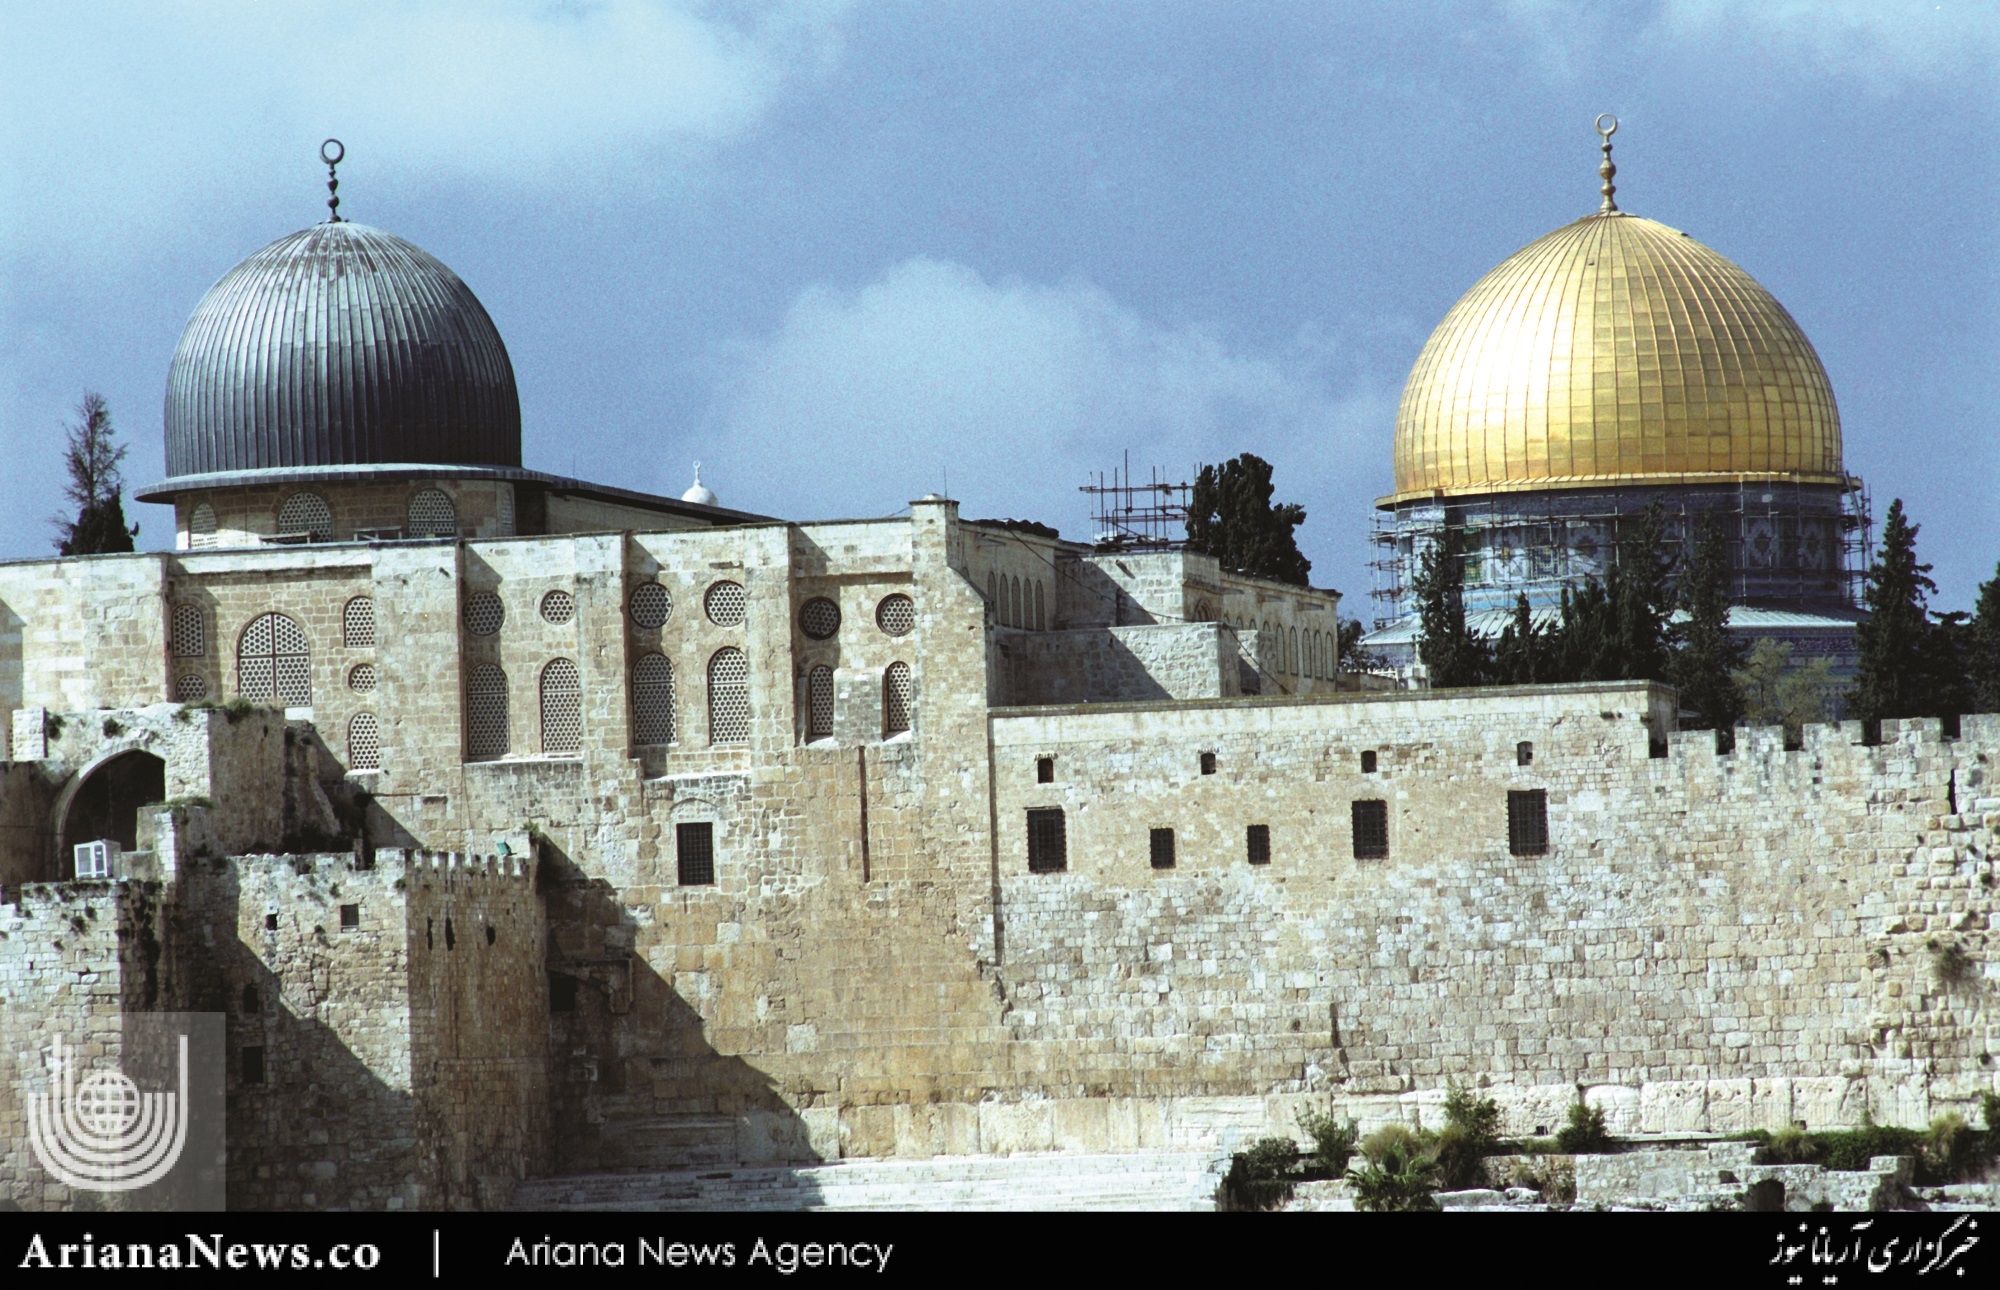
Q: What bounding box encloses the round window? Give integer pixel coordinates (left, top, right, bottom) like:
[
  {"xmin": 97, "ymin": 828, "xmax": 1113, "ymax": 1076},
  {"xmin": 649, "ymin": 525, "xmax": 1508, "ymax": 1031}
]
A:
[
  {"xmin": 463, "ymin": 591, "xmax": 504, "ymax": 636},
  {"xmin": 629, "ymin": 582, "xmax": 672, "ymax": 630},
  {"xmin": 799, "ymin": 597, "xmax": 841, "ymax": 640},
  {"xmin": 705, "ymin": 581, "xmax": 747, "ymax": 628},
  {"xmin": 541, "ymin": 590, "xmax": 577, "ymax": 625},
  {"xmin": 876, "ymin": 594, "xmax": 915, "ymax": 637},
  {"xmin": 348, "ymin": 663, "xmax": 379, "ymax": 693}
]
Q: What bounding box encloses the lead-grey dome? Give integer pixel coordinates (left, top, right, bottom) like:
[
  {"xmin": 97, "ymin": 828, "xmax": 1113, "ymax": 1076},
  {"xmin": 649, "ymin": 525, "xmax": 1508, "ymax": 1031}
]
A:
[{"xmin": 163, "ymin": 221, "xmax": 520, "ymax": 477}]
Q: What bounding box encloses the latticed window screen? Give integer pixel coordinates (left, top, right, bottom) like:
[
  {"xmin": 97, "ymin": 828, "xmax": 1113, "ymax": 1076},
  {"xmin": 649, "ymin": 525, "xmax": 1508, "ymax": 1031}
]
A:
[
  {"xmin": 707, "ymin": 647, "xmax": 750, "ymax": 743},
  {"xmin": 174, "ymin": 673, "xmax": 208, "ymax": 702},
  {"xmin": 348, "ymin": 712, "xmax": 380, "ymax": 770},
  {"xmin": 1352, "ymin": 799, "xmax": 1390, "ymax": 860},
  {"xmin": 676, "ymin": 821, "xmax": 715, "ymax": 886},
  {"xmin": 277, "ymin": 492, "xmax": 333, "ymax": 541},
  {"xmin": 807, "ymin": 665, "xmax": 834, "ymax": 738},
  {"xmin": 171, "ymin": 603, "xmax": 205, "ymax": 657},
  {"xmin": 632, "ymin": 652, "xmax": 675, "ymax": 745},
  {"xmin": 1026, "ymin": 808, "xmax": 1067, "ymax": 873},
  {"xmin": 540, "ymin": 658, "xmax": 582, "ymax": 755},
  {"xmin": 465, "ymin": 663, "xmax": 509, "ymax": 759},
  {"xmin": 1150, "ymin": 827, "xmax": 1176, "ymax": 870},
  {"xmin": 406, "ymin": 489, "xmax": 457, "ymax": 538},
  {"xmin": 876, "ymin": 593, "xmax": 915, "ymax": 637},
  {"xmin": 348, "ymin": 663, "xmax": 378, "ymax": 692},
  {"xmin": 799, "ymin": 597, "xmax": 841, "ymax": 640},
  {"xmin": 540, "ymin": 590, "xmax": 576, "ymax": 624},
  {"xmin": 1508, "ymin": 789, "xmax": 1549, "ymax": 857},
  {"xmin": 463, "ymin": 590, "xmax": 504, "ymax": 636},
  {"xmin": 343, "ymin": 596, "xmax": 375, "ymax": 647},
  {"xmin": 189, "ymin": 502, "xmax": 218, "ymax": 549},
  {"xmin": 629, "ymin": 582, "xmax": 672, "ymax": 630},
  {"xmin": 239, "ymin": 612, "xmax": 311, "ymax": 705},
  {"xmin": 883, "ymin": 661, "xmax": 913, "ymax": 735},
  {"xmin": 1247, "ymin": 823, "xmax": 1271, "ymax": 865},
  {"xmin": 705, "ymin": 580, "xmax": 747, "ymax": 627}
]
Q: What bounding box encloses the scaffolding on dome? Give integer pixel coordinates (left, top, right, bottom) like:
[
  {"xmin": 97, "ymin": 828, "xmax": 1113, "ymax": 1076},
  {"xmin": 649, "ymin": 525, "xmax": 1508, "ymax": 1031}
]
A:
[
  {"xmin": 1081, "ymin": 455, "xmax": 1192, "ymax": 552},
  {"xmin": 1368, "ymin": 479, "xmax": 1872, "ymax": 631}
]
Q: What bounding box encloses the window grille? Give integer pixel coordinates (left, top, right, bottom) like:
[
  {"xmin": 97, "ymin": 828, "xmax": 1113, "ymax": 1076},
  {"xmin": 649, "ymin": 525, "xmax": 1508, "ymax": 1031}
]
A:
[
  {"xmin": 1247, "ymin": 823, "xmax": 1271, "ymax": 865},
  {"xmin": 540, "ymin": 658, "xmax": 582, "ymax": 755},
  {"xmin": 1026, "ymin": 808, "xmax": 1067, "ymax": 873},
  {"xmin": 632, "ymin": 652, "xmax": 675, "ymax": 745},
  {"xmin": 676, "ymin": 821, "xmax": 716, "ymax": 886},
  {"xmin": 498, "ymin": 486, "xmax": 516, "ymax": 537},
  {"xmin": 406, "ymin": 488, "xmax": 457, "ymax": 538},
  {"xmin": 708, "ymin": 647, "xmax": 750, "ymax": 743},
  {"xmin": 876, "ymin": 593, "xmax": 915, "ymax": 637},
  {"xmin": 1149, "ymin": 827, "xmax": 1176, "ymax": 869},
  {"xmin": 800, "ymin": 597, "xmax": 841, "ymax": 640},
  {"xmin": 175, "ymin": 673, "xmax": 208, "ymax": 702},
  {"xmin": 189, "ymin": 502, "xmax": 218, "ymax": 549},
  {"xmin": 171, "ymin": 603, "xmax": 206, "ymax": 657},
  {"xmin": 463, "ymin": 590, "xmax": 504, "ymax": 636},
  {"xmin": 629, "ymin": 582, "xmax": 672, "ymax": 629},
  {"xmin": 239, "ymin": 612, "xmax": 311, "ymax": 705},
  {"xmin": 465, "ymin": 662, "xmax": 509, "ymax": 759},
  {"xmin": 807, "ymin": 665, "xmax": 834, "ymax": 738},
  {"xmin": 883, "ymin": 661, "xmax": 913, "ymax": 735},
  {"xmin": 348, "ymin": 663, "xmax": 378, "ymax": 692},
  {"xmin": 1352, "ymin": 800, "xmax": 1389, "ymax": 860},
  {"xmin": 343, "ymin": 596, "xmax": 375, "ymax": 647},
  {"xmin": 1036, "ymin": 756, "xmax": 1054, "ymax": 783},
  {"xmin": 540, "ymin": 590, "xmax": 576, "ymax": 625},
  {"xmin": 1036, "ymin": 582, "xmax": 1047, "ymax": 630},
  {"xmin": 1508, "ymin": 789, "xmax": 1549, "ymax": 856},
  {"xmin": 705, "ymin": 580, "xmax": 747, "ymax": 627},
  {"xmin": 348, "ymin": 711, "xmax": 380, "ymax": 770},
  {"xmin": 277, "ymin": 492, "xmax": 333, "ymax": 541}
]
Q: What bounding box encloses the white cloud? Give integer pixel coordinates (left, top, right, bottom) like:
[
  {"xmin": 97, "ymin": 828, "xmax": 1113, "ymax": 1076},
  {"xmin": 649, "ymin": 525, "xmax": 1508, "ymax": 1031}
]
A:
[{"xmin": 704, "ymin": 257, "xmax": 1395, "ymax": 597}]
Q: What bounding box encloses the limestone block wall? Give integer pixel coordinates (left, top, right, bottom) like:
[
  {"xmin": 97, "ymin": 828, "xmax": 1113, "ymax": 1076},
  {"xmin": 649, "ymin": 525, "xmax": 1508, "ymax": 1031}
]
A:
[
  {"xmin": 0, "ymin": 879, "xmax": 171, "ymax": 1210},
  {"xmin": 174, "ymin": 479, "xmax": 519, "ymax": 549},
  {"xmin": 984, "ymin": 689, "xmax": 1996, "ymax": 1135},
  {"xmin": 0, "ymin": 555, "xmax": 169, "ymax": 715},
  {"xmin": 997, "ymin": 624, "xmax": 1239, "ymax": 704}
]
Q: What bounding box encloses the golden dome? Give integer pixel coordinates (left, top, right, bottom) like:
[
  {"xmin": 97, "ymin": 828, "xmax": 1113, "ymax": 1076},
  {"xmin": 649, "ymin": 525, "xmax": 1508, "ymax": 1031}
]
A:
[{"xmin": 1386, "ymin": 211, "xmax": 1844, "ymax": 505}]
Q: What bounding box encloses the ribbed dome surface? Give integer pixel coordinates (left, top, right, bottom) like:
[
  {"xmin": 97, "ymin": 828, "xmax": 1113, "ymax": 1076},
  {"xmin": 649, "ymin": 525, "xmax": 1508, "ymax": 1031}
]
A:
[
  {"xmin": 163, "ymin": 222, "xmax": 520, "ymax": 476},
  {"xmin": 1389, "ymin": 212, "xmax": 1842, "ymax": 504}
]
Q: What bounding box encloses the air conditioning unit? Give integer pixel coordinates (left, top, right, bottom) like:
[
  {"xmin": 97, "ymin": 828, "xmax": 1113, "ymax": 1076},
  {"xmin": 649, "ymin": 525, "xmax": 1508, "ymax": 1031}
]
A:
[{"xmin": 73, "ymin": 839, "xmax": 119, "ymax": 880}]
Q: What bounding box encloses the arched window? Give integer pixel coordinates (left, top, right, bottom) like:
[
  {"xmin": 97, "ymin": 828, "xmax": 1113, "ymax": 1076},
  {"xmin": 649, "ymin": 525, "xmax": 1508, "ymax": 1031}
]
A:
[
  {"xmin": 1035, "ymin": 582, "xmax": 1047, "ymax": 631},
  {"xmin": 465, "ymin": 663, "xmax": 508, "ymax": 760},
  {"xmin": 883, "ymin": 661, "xmax": 913, "ymax": 736},
  {"xmin": 277, "ymin": 492, "xmax": 333, "ymax": 542},
  {"xmin": 1012, "ymin": 577, "xmax": 1023, "ymax": 629},
  {"xmin": 632, "ymin": 652, "xmax": 675, "ymax": 745},
  {"xmin": 708, "ymin": 647, "xmax": 750, "ymax": 743},
  {"xmin": 497, "ymin": 486, "xmax": 516, "ymax": 537},
  {"xmin": 406, "ymin": 488, "xmax": 457, "ymax": 538},
  {"xmin": 986, "ymin": 572, "xmax": 997, "ymax": 616},
  {"xmin": 171, "ymin": 603, "xmax": 205, "ymax": 658},
  {"xmin": 348, "ymin": 712, "xmax": 380, "ymax": 771},
  {"xmin": 807, "ymin": 665, "xmax": 834, "ymax": 739},
  {"xmin": 189, "ymin": 502, "xmax": 218, "ymax": 549},
  {"xmin": 343, "ymin": 596, "xmax": 375, "ymax": 647},
  {"xmin": 540, "ymin": 658, "xmax": 582, "ymax": 755},
  {"xmin": 238, "ymin": 612, "xmax": 310, "ymax": 706},
  {"xmin": 1290, "ymin": 627, "xmax": 1299, "ymax": 675}
]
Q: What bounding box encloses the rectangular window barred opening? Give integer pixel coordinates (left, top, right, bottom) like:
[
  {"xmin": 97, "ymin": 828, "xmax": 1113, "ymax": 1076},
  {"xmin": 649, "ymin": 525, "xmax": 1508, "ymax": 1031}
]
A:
[
  {"xmin": 1246, "ymin": 824, "xmax": 1270, "ymax": 865},
  {"xmin": 1149, "ymin": 827, "xmax": 1176, "ymax": 869},
  {"xmin": 1026, "ymin": 808, "xmax": 1067, "ymax": 873},
  {"xmin": 1036, "ymin": 756, "xmax": 1054, "ymax": 784},
  {"xmin": 1351, "ymin": 800, "xmax": 1389, "ymax": 860},
  {"xmin": 1508, "ymin": 789, "xmax": 1549, "ymax": 857},
  {"xmin": 676, "ymin": 821, "xmax": 716, "ymax": 886}
]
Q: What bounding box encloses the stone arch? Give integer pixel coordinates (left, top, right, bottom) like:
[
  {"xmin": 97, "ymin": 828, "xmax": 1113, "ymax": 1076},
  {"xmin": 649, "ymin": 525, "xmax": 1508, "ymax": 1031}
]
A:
[{"xmin": 54, "ymin": 748, "xmax": 167, "ymax": 875}]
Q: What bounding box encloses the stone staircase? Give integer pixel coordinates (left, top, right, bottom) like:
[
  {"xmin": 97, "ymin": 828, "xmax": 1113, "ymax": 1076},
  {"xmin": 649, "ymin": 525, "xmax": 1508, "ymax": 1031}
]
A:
[{"xmin": 512, "ymin": 1151, "xmax": 1226, "ymax": 1212}]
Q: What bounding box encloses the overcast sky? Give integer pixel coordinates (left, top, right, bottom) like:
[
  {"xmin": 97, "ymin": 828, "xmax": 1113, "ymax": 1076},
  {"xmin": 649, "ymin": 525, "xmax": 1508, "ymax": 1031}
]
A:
[{"xmin": 2, "ymin": 1, "xmax": 1995, "ymax": 616}]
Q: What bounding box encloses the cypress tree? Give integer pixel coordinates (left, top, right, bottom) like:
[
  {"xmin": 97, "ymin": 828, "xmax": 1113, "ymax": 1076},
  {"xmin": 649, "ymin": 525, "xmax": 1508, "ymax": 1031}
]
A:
[
  {"xmin": 1411, "ymin": 526, "xmax": 1490, "ymax": 688},
  {"xmin": 1184, "ymin": 454, "xmax": 1312, "ymax": 587},
  {"xmin": 1670, "ymin": 519, "xmax": 1746, "ymax": 729},
  {"xmin": 1968, "ymin": 561, "xmax": 2000, "ymax": 715},
  {"xmin": 1492, "ymin": 592, "xmax": 1550, "ymax": 684},
  {"xmin": 1852, "ymin": 499, "xmax": 1938, "ymax": 722},
  {"xmin": 54, "ymin": 392, "xmax": 138, "ymax": 556}
]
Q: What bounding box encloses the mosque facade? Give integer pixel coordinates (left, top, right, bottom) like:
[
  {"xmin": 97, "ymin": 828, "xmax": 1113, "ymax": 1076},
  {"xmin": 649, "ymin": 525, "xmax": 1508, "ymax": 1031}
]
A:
[{"xmin": 0, "ymin": 136, "xmax": 1991, "ymax": 1212}]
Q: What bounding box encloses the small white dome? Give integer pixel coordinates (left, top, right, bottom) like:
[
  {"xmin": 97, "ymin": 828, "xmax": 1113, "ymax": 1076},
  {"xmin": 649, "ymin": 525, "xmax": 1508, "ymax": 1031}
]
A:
[{"xmin": 681, "ymin": 462, "xmax": 718, "ymax": 508}]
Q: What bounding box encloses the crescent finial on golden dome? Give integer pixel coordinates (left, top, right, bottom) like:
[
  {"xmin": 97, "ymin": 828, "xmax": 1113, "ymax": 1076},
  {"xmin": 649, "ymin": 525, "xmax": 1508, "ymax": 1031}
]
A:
[{"xmin": 1595, "ymin": 113, "xmax": 1618, "ymax": 213}]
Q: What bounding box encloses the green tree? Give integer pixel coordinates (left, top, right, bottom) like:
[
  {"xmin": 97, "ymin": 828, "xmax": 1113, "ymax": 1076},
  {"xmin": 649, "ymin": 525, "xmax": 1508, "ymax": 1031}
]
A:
[
  {"xmin": 1852, "ymin": 499, "xmax": 1943, "ymax": 722},
  {"xmin": 1540, "ymin": 501, "xmax": 1677, "ymax": 685},
  {"xmin": 1968, "ymin": 561, "xmax": 2000, "ymax": 714},
  {"xmin": 1184, "ymin": 453, "xmax": 1311, "ymax": 586},
  {"xmin": 1670, "ymin": 519, "xmax": 1746, "ymax": 729},
  {"xmin": 1733, "ymin": 639, "xmax": 1834, "ymax": 743},
  {"xmin": 1492, "ymin": 592, "xmax": 1552, "ymax": 684},
  {"xmin": 1336, "ymin": 618, "xmax": 1384, "ymax": 674},
  {"xmin": 1411, "ymin": 526, "xmax": 1490, "ymax": 687},
  {"xmin": 54, "ymin": 392, "xmax": 138, "ymax": 556}
]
